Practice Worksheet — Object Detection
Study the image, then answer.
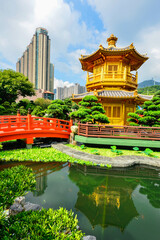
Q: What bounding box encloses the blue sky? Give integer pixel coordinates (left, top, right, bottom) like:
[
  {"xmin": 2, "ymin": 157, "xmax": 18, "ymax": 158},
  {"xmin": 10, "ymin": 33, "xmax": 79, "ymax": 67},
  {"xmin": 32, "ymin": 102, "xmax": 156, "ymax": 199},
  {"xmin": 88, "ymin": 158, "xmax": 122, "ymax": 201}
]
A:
[{"xmin": 0, "ymin": 0, "xmax": 160, "ymax": 88}]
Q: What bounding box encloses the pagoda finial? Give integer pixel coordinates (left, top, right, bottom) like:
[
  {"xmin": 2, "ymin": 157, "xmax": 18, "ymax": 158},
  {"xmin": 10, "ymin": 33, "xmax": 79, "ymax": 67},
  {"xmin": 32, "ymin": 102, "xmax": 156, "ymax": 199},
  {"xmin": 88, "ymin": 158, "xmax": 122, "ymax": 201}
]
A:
[{"xmin": 107, "ymin": 34, "xmax": 118, "ymax": 48}]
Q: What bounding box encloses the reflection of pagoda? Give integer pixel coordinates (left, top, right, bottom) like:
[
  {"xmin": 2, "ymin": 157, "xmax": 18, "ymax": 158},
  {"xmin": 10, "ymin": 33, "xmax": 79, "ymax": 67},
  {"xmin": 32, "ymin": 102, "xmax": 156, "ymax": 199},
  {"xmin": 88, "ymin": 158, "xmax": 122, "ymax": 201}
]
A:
[
  {"xmin": 69, "ymin": 167, "xmax": 139, "ymax": 231},
  {"xmin": 75, "ymin": 180, "xmax": 138, "ymax": 231},
  {"xmin": 72, "ymin": 34, "xmax": 152, "ymax": 125},
  {"xmin": 90, "ymin": 187, "xmax": 120, "ymax": 209}
]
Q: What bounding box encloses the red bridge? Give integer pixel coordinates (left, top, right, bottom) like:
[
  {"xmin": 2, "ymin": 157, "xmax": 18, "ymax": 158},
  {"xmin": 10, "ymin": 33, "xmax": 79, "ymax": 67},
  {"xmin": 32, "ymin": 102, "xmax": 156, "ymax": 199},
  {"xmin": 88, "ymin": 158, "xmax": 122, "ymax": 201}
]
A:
[{"xmin": 0, "ymin": 112, "xmax": 72, "ymax": 145}]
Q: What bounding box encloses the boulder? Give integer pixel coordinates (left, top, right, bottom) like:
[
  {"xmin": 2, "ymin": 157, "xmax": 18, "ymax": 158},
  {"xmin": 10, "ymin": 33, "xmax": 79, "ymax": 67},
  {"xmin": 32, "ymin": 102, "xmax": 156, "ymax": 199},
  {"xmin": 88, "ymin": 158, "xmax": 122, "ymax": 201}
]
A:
[
  {"xmin": 14, "ymin": 196, "xmax": 25, "ymax": 206},
  {"xmin": 9, "ymin": 203, "xmax": 24, "ymax": 215},
  {"xmin": 24, "ymin": 202, "xmax": 41, "ymax": 211},
  {"xmin": 83, "ymin": 236, "xmax": 96, "ymax": 240},
  {"xmin": 71, "ymin": 125, "xmax": 78, "ymax": 134}
]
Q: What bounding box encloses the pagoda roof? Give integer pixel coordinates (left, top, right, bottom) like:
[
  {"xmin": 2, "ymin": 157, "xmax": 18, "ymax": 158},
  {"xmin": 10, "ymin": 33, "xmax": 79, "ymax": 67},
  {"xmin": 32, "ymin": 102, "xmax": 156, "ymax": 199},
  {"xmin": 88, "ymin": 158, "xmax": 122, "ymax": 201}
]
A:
[
  {"xmin": 72, "ymin": 90, "xmax": 153, "ymax": 101},
  {"xmin": 80, "ymin": 44, "xmax": 149, "ymax": 72}
]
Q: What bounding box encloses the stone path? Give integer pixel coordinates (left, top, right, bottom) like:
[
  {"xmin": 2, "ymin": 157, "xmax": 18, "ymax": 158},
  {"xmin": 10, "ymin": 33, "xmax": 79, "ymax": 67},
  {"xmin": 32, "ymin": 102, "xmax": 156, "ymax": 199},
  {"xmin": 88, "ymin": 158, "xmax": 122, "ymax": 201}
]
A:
[{"xmin": 52, "ymin": 143, "xmax": 160, "ymax": 168}]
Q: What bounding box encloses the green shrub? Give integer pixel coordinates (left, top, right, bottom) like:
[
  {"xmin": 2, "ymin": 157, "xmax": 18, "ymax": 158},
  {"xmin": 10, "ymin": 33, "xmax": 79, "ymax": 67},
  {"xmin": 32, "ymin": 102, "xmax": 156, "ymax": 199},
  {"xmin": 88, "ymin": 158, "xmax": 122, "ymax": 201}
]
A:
[
  {"xmin": 0, "ymin": 207, "xmax": 84, "ymax": 240},
  {"xmin": 143, "ymin": 148, "xmax": 154, "ymax": 156},
  {"xmin": 90, "ymin": 149, "xmax": 100, "ymax": 155},
  {"xmin": 0, "ymin": 165, "xmax": 36, "ymax": 210},
  {"xmin": 80, "ymin": 144, "xmax": 86, "ymax": 150}
]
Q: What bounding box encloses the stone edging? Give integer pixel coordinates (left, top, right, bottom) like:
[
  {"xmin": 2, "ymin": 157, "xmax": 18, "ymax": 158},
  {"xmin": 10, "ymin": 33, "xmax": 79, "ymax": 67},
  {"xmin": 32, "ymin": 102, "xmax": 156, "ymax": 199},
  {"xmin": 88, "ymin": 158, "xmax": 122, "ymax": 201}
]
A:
[{"xmin": 52, "ymin": 143, "xmax": 160, "ymax": 168}]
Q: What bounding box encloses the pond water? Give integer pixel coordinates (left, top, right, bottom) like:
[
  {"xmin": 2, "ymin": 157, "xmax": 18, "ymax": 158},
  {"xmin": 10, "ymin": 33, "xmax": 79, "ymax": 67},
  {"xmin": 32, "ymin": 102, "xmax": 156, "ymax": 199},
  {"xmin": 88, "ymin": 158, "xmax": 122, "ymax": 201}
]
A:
[{"xmin": 1, "ymin": 161, "xmax": 160, "ymax": 240}]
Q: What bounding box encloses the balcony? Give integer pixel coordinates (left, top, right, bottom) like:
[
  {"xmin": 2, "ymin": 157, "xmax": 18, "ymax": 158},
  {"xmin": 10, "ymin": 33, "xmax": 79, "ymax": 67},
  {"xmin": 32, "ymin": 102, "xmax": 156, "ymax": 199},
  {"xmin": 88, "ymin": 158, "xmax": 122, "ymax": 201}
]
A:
[{"xmin": 86, "ymin": 71, "xmax": 138, "ymax": 90}]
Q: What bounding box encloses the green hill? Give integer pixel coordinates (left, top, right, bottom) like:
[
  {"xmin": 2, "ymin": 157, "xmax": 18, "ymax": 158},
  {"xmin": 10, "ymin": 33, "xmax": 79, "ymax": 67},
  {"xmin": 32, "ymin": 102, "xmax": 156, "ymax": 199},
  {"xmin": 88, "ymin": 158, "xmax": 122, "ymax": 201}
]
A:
[{"xmin": 138, "ymin": 85, "xmax": 160, "ymax": 95}]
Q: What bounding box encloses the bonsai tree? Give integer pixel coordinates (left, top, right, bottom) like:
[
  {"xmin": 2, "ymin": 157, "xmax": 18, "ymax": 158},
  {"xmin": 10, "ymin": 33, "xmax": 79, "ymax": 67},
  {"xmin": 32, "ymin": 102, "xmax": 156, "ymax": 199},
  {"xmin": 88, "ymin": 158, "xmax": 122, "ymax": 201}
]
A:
[
  {"xmin": 45, "ymin": 99, "xmax": 72, "ymax": 120},
  {"xmin": 70, "ymin": 95, "xmax": 110, "ymax": 124},
  {"xmin": 127, "ymin": 91, "xmax": 160, "ymax": 127}
]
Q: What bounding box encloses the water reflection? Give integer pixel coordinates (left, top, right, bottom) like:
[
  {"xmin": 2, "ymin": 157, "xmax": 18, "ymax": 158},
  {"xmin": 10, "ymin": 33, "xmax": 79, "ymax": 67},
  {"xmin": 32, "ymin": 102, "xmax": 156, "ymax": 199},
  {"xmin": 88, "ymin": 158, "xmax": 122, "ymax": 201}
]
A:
[
  {"xmin": 0, "ymin": 161, "xmax": 66, "ymax": 196},
  {"xmin": 32, "ymin": 162, "xmax": 65, "ymax": 196},
  {"xmin": 139, "ymin": 179, "xmax": 160, "ymax": 208},
  {"xmin": 1, "ymin": 162, "xmax": 160, "ymax": 239},
  {"xmin": 69, "ymin": 165, "xmax": 140, "ymax": 231}
]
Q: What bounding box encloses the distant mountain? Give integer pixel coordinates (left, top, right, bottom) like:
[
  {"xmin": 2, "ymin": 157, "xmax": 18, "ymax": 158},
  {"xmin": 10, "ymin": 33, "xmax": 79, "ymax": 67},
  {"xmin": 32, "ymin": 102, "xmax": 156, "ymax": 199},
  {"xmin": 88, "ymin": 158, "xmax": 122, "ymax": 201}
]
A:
[{"xmin": 138, "ymin": 80, "xmax": 160, "ymax": 88}]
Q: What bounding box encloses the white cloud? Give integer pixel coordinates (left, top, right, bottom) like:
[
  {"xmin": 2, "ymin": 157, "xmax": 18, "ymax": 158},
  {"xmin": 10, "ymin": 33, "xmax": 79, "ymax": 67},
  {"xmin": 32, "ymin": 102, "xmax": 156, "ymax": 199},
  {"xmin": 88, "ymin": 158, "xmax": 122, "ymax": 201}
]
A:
[
  {"xmin": 0, "ymin": 0, "xmax": 105, "ymax": 84},
  {"xmin": 87, "ymin": 0, "xmax": 149, "ymax": 32},
  {"xmin": 54, "ymin": 78, "xmax": 74, "ymax": 89},
  {"xmin": 0, "ymin": 61, "xmax": 14, "ymax": 70},
  {"xmin": 136, "ymin": 25, "xmax": 160, "ymax": 81}
]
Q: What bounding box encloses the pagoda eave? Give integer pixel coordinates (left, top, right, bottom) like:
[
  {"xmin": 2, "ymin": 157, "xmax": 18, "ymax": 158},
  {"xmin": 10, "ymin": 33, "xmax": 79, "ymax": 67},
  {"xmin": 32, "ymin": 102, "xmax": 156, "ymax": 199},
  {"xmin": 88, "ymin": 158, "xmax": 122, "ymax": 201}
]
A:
[{"xmin": 80, "ymin": 47, "xmax": 148, "ymax": 72}]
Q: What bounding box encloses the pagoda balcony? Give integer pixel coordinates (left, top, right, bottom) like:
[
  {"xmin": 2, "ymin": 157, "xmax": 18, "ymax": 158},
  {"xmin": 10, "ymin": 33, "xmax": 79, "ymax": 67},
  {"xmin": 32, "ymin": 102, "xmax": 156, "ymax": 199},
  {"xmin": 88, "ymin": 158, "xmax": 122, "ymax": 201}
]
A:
[{"xmin": 86, "ymin": 71, "xmax": 138, "ymax": 91}]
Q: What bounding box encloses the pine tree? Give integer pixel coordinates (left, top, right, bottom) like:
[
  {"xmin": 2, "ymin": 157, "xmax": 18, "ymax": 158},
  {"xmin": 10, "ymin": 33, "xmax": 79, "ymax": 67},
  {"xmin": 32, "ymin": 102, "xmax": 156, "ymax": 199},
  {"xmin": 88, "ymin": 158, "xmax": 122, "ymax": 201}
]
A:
[
  {"xmin": 70, "ymin": 96, "xmax": 110, "ymax": 124},
  {"xmin": 128, "ymin": 91, "xmax": 160, "ymax": 127}
]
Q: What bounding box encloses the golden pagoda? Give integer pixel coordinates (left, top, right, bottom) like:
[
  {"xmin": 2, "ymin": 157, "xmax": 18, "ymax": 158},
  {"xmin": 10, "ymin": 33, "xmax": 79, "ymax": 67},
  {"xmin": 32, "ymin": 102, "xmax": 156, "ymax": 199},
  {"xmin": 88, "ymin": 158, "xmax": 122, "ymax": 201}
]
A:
[{"xmin": 72, "ymin": 34, "xmax": 152, "ymax": 125}]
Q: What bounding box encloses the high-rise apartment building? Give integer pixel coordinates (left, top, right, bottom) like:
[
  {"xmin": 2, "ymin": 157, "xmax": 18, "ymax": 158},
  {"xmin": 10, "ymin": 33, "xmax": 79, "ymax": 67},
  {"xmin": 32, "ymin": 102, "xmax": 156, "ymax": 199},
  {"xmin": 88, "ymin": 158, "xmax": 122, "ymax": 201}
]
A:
[
  {"xmin": 16, "ymin": 27, "xmax": 54, "ymax": 93},
  {"xmin": 56, "ymin": 83, "xmax": 86, "ymax": 100}
]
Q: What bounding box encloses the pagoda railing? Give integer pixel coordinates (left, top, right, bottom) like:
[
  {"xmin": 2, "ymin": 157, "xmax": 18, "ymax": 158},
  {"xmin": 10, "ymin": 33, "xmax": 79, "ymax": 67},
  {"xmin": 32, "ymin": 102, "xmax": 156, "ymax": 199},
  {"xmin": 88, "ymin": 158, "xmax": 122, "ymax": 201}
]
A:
[
  {"xmin": 87, "ymin": 71, "xmax": 137, "ymax": 85},
  {"xmin": 78, "ymin": 123, "xmax": 160, "ymax": 140}
]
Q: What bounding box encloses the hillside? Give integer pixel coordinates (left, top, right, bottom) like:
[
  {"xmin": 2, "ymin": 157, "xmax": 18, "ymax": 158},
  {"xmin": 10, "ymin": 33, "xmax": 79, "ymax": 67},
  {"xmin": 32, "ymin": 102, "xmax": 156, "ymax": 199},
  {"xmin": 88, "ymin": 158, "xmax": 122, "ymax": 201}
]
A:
[
  {"xmin": 138, "ymin": 85, "xmax": 160, "ymax": 95},
  {"xmin": 138, "ymin": 80, "xmax": 160, "ymax": 88}
]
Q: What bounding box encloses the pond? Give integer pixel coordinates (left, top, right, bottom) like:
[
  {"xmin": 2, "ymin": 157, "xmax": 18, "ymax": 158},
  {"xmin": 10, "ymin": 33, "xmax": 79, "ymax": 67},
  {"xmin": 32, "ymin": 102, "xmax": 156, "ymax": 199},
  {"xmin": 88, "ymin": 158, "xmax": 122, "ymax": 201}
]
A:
[{"xmin": 1, "ymin": 161, "xmax": 160, "ymax": 240}]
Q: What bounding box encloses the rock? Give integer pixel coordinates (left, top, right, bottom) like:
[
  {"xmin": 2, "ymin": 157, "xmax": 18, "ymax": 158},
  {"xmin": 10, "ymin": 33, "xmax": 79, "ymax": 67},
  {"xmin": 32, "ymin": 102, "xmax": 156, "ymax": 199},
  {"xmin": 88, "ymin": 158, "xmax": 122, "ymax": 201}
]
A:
[
  {"xmin": 14, "ymin": 196, "xmax": 25, "ymax": 206},
  {"xmin": 71, "ymin": 125, "xmax": 78, "ymax": 134},
  {"xmin": 24, "ymin": 202, "xmax": 41, "ymax": 211},
  {"xmin": 9, "ymin": 203, "xmax": 24, "ymax": 215},
  {"xmin": 83, "ymin": 236, "xmax": 96, "ymax": 240}
]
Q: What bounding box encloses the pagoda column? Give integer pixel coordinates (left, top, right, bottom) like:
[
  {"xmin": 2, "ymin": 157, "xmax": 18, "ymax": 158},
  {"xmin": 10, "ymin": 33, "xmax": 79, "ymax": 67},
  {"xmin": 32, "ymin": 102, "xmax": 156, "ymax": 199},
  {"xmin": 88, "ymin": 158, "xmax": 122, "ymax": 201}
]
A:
[
  {"xmin": 101, "ymin": 65, "xmax": 104, "ymax": 82},
  {"xmin": 136, "ymin": 71, "xmax": 138, "ymax": 84},
  {"xmin": 87, "ymin": 72, "xmax": 89, "ymax": 84},
  {"xmin": 123, "ymin": 66, "xmax": 127, "ymax": 81}
]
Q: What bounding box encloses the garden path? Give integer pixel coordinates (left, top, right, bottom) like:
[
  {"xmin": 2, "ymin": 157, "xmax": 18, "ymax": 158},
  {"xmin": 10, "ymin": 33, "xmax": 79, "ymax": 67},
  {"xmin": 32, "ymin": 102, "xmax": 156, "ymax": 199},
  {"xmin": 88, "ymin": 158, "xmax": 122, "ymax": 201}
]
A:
[{"xmin": 52, "ymin": 143, "xmax": 160, "ymax": 168}]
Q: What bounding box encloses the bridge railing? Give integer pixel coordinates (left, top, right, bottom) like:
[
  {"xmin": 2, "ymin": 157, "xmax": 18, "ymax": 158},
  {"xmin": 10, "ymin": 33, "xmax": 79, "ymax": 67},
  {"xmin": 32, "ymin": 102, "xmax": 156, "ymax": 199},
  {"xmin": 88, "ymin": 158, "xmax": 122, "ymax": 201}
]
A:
[{"xmin": 0, "ymin": 112, "xmax": 72, "ymax": 133}]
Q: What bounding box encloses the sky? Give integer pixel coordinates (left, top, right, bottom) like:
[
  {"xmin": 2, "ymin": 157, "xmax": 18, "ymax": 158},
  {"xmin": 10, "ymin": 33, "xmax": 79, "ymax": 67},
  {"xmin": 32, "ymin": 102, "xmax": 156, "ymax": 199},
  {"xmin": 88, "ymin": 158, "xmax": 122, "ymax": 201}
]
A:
[{"xmin": 0, "ymin": 0, "xmax": 160, "ymax": 89}]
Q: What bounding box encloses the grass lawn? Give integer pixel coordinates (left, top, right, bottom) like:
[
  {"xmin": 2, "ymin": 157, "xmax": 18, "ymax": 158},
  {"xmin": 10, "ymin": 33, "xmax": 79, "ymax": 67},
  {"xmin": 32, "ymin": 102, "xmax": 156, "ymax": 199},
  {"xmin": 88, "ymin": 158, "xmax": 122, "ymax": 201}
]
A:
[{"xmin": 66, "ymin": 144, "xmax": 160, "ymax": 158}]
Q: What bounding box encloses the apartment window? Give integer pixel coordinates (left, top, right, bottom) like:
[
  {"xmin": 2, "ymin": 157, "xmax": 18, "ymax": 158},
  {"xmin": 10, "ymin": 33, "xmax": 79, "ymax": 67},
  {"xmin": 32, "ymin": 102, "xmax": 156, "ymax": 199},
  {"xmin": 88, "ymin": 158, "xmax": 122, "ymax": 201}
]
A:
[{"xmin": 108, "ymin": 65, "xmax": 118, "ymax": 72}]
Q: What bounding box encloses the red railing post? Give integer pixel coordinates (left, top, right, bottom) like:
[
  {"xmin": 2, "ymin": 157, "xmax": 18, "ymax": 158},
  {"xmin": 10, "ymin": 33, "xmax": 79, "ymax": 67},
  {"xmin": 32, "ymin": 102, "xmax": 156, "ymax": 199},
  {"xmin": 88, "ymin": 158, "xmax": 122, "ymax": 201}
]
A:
[
  {"xmin": 17, "ymin": 109, "xmax": 20, "ymax": 118},
  {"xmin": 17, "ymin": 109, "xmax": 20, "ymax": 129},
  {"xmin": 27, "ymin": 108, "xmax": 32, "ymax": 130},
  {"xmin": 26, "ymin": 108, "xmax": 33, "ymax": 148}
]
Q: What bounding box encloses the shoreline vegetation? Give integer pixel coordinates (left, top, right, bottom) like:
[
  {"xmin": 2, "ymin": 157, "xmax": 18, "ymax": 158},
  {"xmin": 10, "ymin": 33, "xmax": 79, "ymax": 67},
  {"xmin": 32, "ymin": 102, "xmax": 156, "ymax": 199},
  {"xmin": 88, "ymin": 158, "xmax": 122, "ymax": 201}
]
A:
[
  {"xmin": 0, "ymin": 144, "xmax": 160, "ymax": 168},
  {"xmin": 0, "ymin": 165, "xmax": 84, "ymax": 239}
]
